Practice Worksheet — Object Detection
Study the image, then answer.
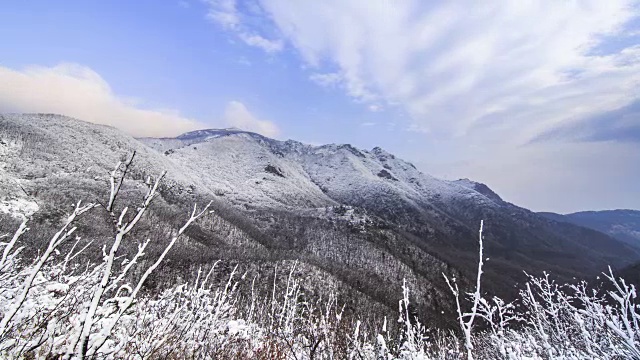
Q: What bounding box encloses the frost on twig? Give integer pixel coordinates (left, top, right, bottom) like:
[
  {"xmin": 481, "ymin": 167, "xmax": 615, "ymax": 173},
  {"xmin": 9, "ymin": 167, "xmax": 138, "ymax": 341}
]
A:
[
  {"xmin": 443, "ymin": 220, "xmax": 485, "ymax": 360},
  {"xmin": 62, "ymin": 156, "xmax": 211, "ymax": 359},
  {"xmin": 106, "ymin": 151, "xmax": 136, "ymax": 215},
  {"xmin": 0, "ymin": 153, "xmax": 214, "ymax": 359},
  {"xmin": 0, "ymin": 201, "xmax": 95, "ymax": 339},
  {"xmin": 2, "ymin": 154, "xmax": 640, "ymax": 358}
]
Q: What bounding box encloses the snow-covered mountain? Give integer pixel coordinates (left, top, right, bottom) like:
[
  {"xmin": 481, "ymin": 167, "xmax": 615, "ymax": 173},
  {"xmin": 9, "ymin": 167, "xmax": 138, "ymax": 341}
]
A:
[
  {"xmin": 540, "ymin": 210, "xmax": 640, "ymax": 248},
  {"xmin": 144, "ymin": 126, "xmax": 639, "ymax": 274},
  {"xmin": 141, "ymin": 129, "xmax": 500, "ymax": 212},
  {"xmin": 2, "ymin": 113, "xmax": 638, "ymax": 323}
]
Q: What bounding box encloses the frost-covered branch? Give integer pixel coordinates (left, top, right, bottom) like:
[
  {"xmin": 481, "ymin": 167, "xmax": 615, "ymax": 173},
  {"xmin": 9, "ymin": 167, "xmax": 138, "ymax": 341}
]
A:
[
  {"xmin": 0, "ymin": 201, "xmax": 94, "ymax": 339},
  {"xmin": 603, "ymin": 266, "xmax": 640, "ymax": 358},
  {"xmin": 68, "ymin": 170, "xmax": 166, "ymax": 359},
  {"xmin": 3, "ymin": 157, "xmax": 640, "ymax": 358},
  {"xmin": 106, "ymin": 151, "xmax": 135, "ymax": 214},
  {"xmin": 85, "ymin": 202, "xmax": 212, "ymax": 357},
  {"xmin": 0, "ymin": 220, "xmax": 27, "ymax": 271},
  {"xmin": 443, "ymin": 220, "xmax": 485, "ymax": 360}
]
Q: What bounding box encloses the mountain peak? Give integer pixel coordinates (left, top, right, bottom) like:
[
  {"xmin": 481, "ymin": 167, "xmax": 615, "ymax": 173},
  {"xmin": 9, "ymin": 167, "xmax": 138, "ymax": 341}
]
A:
[
  {"xmin": 176, "ymin": 128, "xmax": 256, "ymax": 140},
  {"xmin": 453, "ymin": 178, "xmax": 503, "ymax": 203},
  {"xmin": 3, "ymin": 112, "xmax": 640, "ymax": 327}
]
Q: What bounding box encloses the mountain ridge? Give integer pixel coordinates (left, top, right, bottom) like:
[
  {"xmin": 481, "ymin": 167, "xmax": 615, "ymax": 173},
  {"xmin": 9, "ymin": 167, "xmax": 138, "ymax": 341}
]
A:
[
  {"xmin": 1, "ymin": 113, "xmax": 638, "ymax": 326},
  {"xmin": 138, "ymin": 121, "xmax": 640, "ymax": 280},
  {"xmin": 539, "ymin": 209, "xmax": 640, "ymax": 248}
]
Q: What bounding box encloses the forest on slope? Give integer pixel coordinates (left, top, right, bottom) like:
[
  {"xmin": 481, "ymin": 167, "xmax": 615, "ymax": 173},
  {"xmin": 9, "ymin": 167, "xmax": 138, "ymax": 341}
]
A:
[{"xmin": 1, "ymin": 114, "xmax": 638, "ymax": 341}]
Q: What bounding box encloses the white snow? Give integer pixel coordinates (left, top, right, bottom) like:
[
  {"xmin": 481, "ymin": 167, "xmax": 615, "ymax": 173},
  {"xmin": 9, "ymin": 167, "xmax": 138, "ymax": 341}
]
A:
[
  {"xmin": 0, "ymin": 198, "xmax": 39, "ymax": 219},
  {"xmin": 140, "ymin": 128, "xmax": 502, "ymax": 214},
  {"xmin": 0, "ymin": 114, "xmax": 504, "ymax": 222}
]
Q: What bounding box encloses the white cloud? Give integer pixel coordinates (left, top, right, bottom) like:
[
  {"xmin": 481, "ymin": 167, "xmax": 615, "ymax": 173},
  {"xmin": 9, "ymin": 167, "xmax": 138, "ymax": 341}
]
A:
[
  {"xmin": 237, "ymin": 56, "xmax": 252, "ymax": 66},
  {"xmin": 204, "ymin": 0, "xmax": 283, "ymax": 53},
  {"xmin": 223, "ymin": 100, "xmax": 279, "ymax": 137},
  {"xmin": 257, "ymin": 0, "xmax": 640, "ymax": 142},
  {"xmin": 309, "ymin": 72, "xmax": 342, "ymax": 88},
  {"xmin": 238, "ymin": 33, "xmax": 283, "ymax": 53},
  {"xmin": 225, "ymin": 0, "xmax": 640, "ymax": 211},
  {"xmin": 0, "ymin": 63, "xmax": 204, "ymax": 138},
  {"xmin": 205, "ymin": 0, "xmax": 240, "ymax": 30},
  {"xmin": 406, "ymin": 123, "xmax": 430, "ymax": 134},
  {"xmin": 367, "ymin": 104, "xmax": 382, "ymax": 112}
]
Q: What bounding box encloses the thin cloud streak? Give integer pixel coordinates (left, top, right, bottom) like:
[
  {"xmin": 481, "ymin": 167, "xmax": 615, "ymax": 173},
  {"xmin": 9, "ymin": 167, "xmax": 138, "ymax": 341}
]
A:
[
  {"xmin": 257, "ymin": 0, "xmax": 640, "ymax": 144},
  {"xmin": 210, "ymin": 0, "xmax": 640, "ymax": 212}
]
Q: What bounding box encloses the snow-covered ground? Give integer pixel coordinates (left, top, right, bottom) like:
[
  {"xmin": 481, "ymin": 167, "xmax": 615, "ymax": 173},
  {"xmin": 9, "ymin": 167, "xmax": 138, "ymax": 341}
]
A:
[{"xmin": 0, "ymin": 198, "xmax": 39, "ymax": 220}]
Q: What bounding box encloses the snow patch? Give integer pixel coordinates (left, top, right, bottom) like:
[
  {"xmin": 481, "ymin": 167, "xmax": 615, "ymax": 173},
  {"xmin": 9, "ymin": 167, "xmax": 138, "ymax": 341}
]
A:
[{"xmin": 0, "ymin": 198, "xmax": 39, "ymax": 219}]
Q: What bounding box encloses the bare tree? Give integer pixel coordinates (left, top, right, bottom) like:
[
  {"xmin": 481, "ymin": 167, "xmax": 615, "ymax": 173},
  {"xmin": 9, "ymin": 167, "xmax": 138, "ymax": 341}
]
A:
[{"xmin": 443, "ymin": 220, "xmax": 485, "ymax": 360}]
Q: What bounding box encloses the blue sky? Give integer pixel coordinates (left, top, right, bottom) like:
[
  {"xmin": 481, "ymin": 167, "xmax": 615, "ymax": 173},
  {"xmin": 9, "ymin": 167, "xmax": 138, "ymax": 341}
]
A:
[{"xmin": 1, "ymin": 0, "xmax": 639, "ymax": 213}]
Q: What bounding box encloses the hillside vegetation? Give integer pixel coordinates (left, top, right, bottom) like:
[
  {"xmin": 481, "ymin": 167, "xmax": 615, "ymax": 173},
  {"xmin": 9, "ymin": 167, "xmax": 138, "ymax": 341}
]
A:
[{"xmin": 1, "ymin": 114, "xmax": 639, "ymax": 358}]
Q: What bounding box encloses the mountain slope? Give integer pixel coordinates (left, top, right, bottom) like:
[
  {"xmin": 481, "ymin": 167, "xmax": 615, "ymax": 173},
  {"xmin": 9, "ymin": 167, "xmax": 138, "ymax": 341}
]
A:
[
  {"xmin": 2, "ymin": 113, "xmax": 638, "ymax": 327},
  {"xmin": 144, "ymin": 128, "xmax": 640, "ymax": 278},
  {"xmin": 539, "ymin": 210, "xmax": 640, "ymax": 248}
]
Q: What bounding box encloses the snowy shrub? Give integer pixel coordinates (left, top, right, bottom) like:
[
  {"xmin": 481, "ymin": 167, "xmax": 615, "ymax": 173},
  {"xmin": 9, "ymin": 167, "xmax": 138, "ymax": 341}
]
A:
[{"xmin": 1, "ymin": 154, "xmax": 640, "ymax": 359}]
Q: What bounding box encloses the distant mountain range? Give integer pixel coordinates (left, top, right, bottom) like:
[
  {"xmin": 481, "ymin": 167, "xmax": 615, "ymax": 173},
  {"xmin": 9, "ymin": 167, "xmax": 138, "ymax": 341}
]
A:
[
  {"xmin": 1, "ymin": 113, "xmax": 638, "ymax": 325},
  {"xmin": 539, "ymin": 210, "xmax": 640, "ymax": 248},
  {"xmin": 539, "ymin": 210, "xmax": 640, "ymax": 290}
]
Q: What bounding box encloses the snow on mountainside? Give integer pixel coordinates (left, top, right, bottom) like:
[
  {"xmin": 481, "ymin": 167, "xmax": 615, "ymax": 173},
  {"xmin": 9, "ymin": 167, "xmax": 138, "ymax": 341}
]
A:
[
  {"xmin": 0, "ymin": 113, "xmax": 198, "ymax": 184},
  {"xmin": 0, "ymin": 135, "xmax": 38, "ymax": 218},
  {"xmin": 145, "ymin": 131, "xmax": 337, "ymax": 209},
  {"xmin": 142, "ymin": 126, "xmax": 640, "ymax": 276},
  {"xmin": 3, "ymin": 113, "xmax": 640, "ymax": 321},
  {"xmin": 452, "ymin": 178, "xmax": 503, "ymax": 203},
  {"xmin": 0, "ymin": 114, "xmax": 217, "ymax": 222},
  {"xmin": 141, "ymin": 128, "xmax": 500, "ymax": 215}
]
